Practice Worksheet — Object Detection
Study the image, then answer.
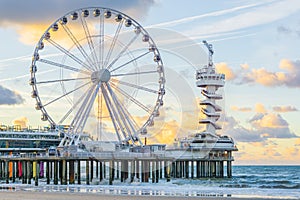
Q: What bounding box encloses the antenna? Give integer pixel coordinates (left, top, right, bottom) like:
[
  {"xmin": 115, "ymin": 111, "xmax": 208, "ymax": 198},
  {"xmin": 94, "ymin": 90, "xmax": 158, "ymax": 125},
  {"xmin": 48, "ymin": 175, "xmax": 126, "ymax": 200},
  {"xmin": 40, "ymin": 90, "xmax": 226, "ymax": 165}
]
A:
[{"xmin": 202, "ymin": 40, "xmax": 214, "ymax": 67}]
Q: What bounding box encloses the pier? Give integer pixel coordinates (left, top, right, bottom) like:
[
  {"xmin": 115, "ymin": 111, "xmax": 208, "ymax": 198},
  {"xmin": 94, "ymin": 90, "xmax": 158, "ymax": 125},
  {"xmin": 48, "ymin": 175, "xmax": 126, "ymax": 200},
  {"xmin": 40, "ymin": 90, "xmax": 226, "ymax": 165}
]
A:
[{"xmin": 0, "ymin": 149, "xmax": 234, "ymax": 186}]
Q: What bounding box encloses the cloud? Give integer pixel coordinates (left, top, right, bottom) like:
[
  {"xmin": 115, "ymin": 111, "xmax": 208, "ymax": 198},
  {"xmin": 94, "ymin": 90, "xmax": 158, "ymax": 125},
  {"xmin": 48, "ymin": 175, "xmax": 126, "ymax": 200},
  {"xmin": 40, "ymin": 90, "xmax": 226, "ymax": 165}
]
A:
[
  {"xmin": 12, "ymin": 116, "xmax": 28, "ymax": 129},
  {"xmin": 231, "ymin": 105, "xmax": 252, "ymax": 112},
  {"xmin": 187, "ymin": 0, "xmax": 300, "ymax": 36},
  {"xmin": 255, "ymin": 103, "xmax": 267, "ymax": 113},
  {"xmin": 295, "ymin": 138, "xmax": 300, "ymax": 146},
  {"xmin": 0, "ymin": 0, "xmax": 155, "ymax": 25},
  {"xmin": 215, "ymin": 62, "xmax": 236, "ymax": 80},
  {"xmin": 223, "ymin": 59, "xmax": 300, "ymax": 88},
  {"xmin": 0, "ymin": 0, "xmax": 155, "ymax": 45},
  {"xmin": 249, "ymin": 113, "xmax": 297, "ymax": 138},
  {"xmin": 220, "ymin": 111, "xmax": 297, "ymax": 143},
  {"xmin": 249, "ymin": 59, "xmax": 300, "ymax": 87},
  {"xmin": 277, "ymin": 25, "xmax": 292, "ymax": 34},
  {"xmin": 231, "ymin": 104, "xmax": 298, "ymax": 113},
  {"xmin": 150, "ymin": 2, "xmax": 264, "ymax": 28},
  {"xmin": 277, "ymin": 25, "xmax": 300, "ymax": 38},
  {"xmin": 273, "ymin": 105, "xmax": 298, "ymax": 112},
  {"xmin": 250, "ymin": 113, "xmax": 288, "ymax": 129},
  {"xmin": 220, "ymin": 115, "xmax": 262, "ymax": 142},
  {"xmin": 0, "ymin": 85, "xmax": 24, "ymax": 105}
]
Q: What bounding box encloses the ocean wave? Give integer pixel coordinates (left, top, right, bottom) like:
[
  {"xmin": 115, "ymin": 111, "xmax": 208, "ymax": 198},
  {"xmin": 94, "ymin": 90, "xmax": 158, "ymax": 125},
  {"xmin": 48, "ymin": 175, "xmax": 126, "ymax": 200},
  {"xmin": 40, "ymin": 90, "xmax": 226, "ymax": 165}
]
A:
[
  {"xmin": 259, "ymin": 184, "xmax": 300, "ymax": 189},
  {"xmin": 219, "ymin": 184, "xmax": 250, "ymax": 188}
]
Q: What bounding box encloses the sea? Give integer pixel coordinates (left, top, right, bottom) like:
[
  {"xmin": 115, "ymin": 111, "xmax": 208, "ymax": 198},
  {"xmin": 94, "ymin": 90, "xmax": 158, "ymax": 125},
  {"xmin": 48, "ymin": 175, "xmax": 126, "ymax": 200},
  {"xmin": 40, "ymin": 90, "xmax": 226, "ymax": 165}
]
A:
[{"xmin": 0, "ymin": 165, "xmax": 299, "ymax": 199}]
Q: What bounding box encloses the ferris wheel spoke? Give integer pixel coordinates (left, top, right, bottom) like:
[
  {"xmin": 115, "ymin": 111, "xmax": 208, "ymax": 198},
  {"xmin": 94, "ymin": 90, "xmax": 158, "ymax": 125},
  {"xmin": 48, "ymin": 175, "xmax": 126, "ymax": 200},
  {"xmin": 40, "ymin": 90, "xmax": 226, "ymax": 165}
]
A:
[
  {"xmin": 43, "ymin": 81, "xmax": 91, "ymax": 107},
  {"xmin": 36, "ymin": 77, "xmax": 90, "ymax": 85},
  {"xmin": 110, "ymin": 51, "xmax": 150, "ymax": 73},
  {"xmin": 45, "ymin": 39, "xmax": 93, "ymax": 72},
  {"xmin": 111, "ymin": 70, "xmax": 157, "ymax": 77},
  {"xmin": 69, "ymin": 83, "xmax": 98, "ymax": 135},
  {"xmin": 110, "ymin": 82, "xmax": 152, "ymax": 114},
  {"xmin": 103, "ymin": 84, "xmax": 129, "ymax": 141},
  {"xmin": 106, "ymin": 83, "xmax": 138, "ymax": 144},
  {"xmin": 38, "ymin": 59, "xmax": 90, "ymax": 75},
  {"xmin": 103, "ymin": 20, "xmax": 124, "ymax": 68},
  {"xmin": 99, "ymin": 14, "xmax": 105, "ymax": 69},
  {"xmin": 58, "ymin": 83, "xmax": 96, "ymax": 124},
  {"xmin": 60, "ymin": 23, "xmax": 96, "ymax": 71},
  {"xmin": 106, "ymin": 34, "xmax": 139, "ymax": 70},
  {"xmin": 109, "ymin": 82, "xmax": 151, "ymax": 139},
  {"xmin": 80, "ymin": 15, "xmax": 99, "ymax": 65},
  {"xmin": 97, "ymin": 89, "xmax": 103, "ymax": 140},
  {"xmin": 75, "ymin": 84, "xmax": 101, "ymax": 135},
  {"xmin": 68, "ymin": 84, "xmax": 95, "ymax": 130},
  {"xmin": 101, "ymin": 84, "xmax": 122, "ymax": 142},
  {"xmin": 111, "ymin": 79, "xmax": 158, "ymax": 94}
]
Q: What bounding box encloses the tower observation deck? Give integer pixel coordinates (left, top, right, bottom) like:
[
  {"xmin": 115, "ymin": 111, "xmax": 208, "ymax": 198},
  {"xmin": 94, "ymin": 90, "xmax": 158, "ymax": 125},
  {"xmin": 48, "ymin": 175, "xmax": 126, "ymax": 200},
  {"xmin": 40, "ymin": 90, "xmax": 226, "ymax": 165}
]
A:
[{"xmin": 197, "ymin": 41, "xmax": 225, "ymax": 134}]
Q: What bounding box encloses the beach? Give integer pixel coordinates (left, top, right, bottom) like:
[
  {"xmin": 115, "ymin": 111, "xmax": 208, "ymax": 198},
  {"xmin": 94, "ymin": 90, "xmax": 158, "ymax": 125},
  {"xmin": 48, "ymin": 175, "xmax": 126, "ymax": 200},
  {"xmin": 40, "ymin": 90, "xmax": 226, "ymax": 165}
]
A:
[
  {"xmin": 0, "ymin": 166, "xmax": 299, "ymax": 200},
  {"xmin": 0, "ymin": 191, "xmax": 295, "ymax": 200}
]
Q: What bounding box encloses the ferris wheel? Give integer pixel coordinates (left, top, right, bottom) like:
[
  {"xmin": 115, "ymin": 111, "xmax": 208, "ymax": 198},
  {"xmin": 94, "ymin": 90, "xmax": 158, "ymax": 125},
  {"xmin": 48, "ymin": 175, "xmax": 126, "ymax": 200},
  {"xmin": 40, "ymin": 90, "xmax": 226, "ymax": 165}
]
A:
[{"xmin": 29, "ymin": 7, "xmax": 165, "ymax": 146}]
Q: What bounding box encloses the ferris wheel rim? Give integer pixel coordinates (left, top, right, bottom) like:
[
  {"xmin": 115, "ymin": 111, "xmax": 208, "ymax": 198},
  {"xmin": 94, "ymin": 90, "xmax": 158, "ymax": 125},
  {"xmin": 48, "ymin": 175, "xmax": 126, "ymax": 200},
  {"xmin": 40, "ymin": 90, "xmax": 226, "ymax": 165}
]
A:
[{"xmin": 30, "ymin": 7, "xmax": 165, "ymax": 145}]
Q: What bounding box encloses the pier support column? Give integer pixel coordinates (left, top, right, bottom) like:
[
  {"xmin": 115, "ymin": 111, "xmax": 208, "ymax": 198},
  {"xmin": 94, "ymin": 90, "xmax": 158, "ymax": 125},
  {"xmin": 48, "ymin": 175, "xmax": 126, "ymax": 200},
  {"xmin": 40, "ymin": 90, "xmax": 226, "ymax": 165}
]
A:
[
  {"xmin": 27, "ymin": 161, "xmax": 31, "ymax": 184},
  {"xmin": 22, "ymin": 161, "xmax": 26, "ymax": 184},
  {"xmin": 211, "ymin": 161, "xmax": 216, "ymax": 177},
  {"xmin": 99, "ymin": 161, "xmax": 103, "ymax": 182},
  {"xmin": 121, "ymin": 160, "xmax": 128, "ymax": 182},
  {"xmin": 196, "ymin": 161, "xmax": 200, "ymax": 178},
  {"xmin": 34, "ymin": 161, "xmax": 38, "ymax": 186},
  {"xmin": 156, "ymin": 160, "xmax": 159, "ymax": 183},
  {"xmin": 227, "ymin": 151, "xmax": 232, "ymax": 178},
  {"xmin": 142, "ymin": 160, "xmax": 149, "ymax": 182},
  {"xmin": 109, "ymin": 160, "xmax": 114, "ymax": 185},
  {"xmin": 185, "ymin": 161, "xmax": 189, "ymax": 178},
  {"xmin": 86, "ymin": 160, "xmax": 90, "ymax": 185},
  {"xmin": 135, "ymin": 160, "xmax": 139, "ymax": 180},
  {"xmin": 227, "ymin": 161, "xmax": 232, "ymax": 178},
  {"xmin": 164, "ymin": 161, "xmax": 168, "ymax": 179},
  {"xmin": 18, "ymin": 161, "xmax": 22, "ymax": 180},
  {"xmin": 159, "ymin": 161, "xmax": 163, "ymax": 179},
  {"xmin": 90, "ymin": 160, "xmax": 93, "ymax": 182},
  {"xmin": 77, "ymin": 160, "xmax": 81, "ymax": 184},
  {"xmin": 46, "ymin": 161, "xmax": 50, "ymax": 184},
  {"xmin": 96, "ymin": 161, "xmax": 99, "ymax": 178},
  {"xmin": 116, "ymin": 161, "xmax": 120, "ymax": 180},
  {"xmin": 50, "ymin": 161, "xmax": 53, "ymax": 180},
  {"xmin": 61, "ymin": 160, "xmax": 67, "ymax": 185},
  {"xmin": 69, "ymin": 160, "xmax": 75, "ymax": 184},
  {"xmin": 166, "ymin": 161, "xmax": 171, "ymax": 182},
  {"xmin": 191, "ymin": 161, "xmax": 194, "ymax": 179},
  {"xmin": 145, "ymin": 160, "xmax": 150, "ymax": 183},
  {"xmin": 130, "ymin": 160, "xmax": 135, "ymax": 182},
  {"xmin": 171, "ymin": 162, "xmax": 175, "ymax": 178},
  {"xmin": 151, "ymin": 161, "xmax": 156, "ymax": 183},
  {"xmin": 54, "ymin": 161, "xmax": 58, "ymax": 185},
  {"xmin": 220, "ymin": 161, "xmax": 224, "ymax": 178},
  {"xmin": 0, "ymin": 161, "xmax": 2, "ymax": 179},
  {"xmin": 201, "ymin": 161, "xmax": 205, "ymax": 177},
  {"xmin": 175, "ymin": 161, "xmax": 180, "ymax": 178},
  {"xmin": 5, "ymin": 161, "xmax": 9, "ymax": 184},
  {"xmin": 12, "ymin": 161, "xmax": 16, "ymax": 183}
]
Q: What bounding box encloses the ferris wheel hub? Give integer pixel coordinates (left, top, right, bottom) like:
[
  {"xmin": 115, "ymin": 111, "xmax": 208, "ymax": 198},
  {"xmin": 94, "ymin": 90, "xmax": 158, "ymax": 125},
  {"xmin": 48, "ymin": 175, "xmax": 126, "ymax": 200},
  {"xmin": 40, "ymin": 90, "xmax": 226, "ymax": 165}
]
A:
[{"xmin": 91, "ymin": 69, "xmax": 111, "ymax": 83}]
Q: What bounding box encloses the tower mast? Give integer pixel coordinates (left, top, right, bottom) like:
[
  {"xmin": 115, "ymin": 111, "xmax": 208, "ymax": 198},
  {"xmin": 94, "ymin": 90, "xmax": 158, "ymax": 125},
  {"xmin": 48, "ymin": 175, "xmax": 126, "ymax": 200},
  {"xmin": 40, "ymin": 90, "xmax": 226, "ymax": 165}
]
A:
[{"xmin": 196, "ymin": 41, "xmax": 225, "ymax": 135}]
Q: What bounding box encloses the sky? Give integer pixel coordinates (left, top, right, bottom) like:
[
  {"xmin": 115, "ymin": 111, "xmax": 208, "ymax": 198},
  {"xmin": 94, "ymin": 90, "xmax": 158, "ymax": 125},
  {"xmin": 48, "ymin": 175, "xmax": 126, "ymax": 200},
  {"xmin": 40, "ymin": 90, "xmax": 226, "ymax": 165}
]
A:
[{"xmin": 0, "ymin": 0, "xmax": 300, "ymax": 165}]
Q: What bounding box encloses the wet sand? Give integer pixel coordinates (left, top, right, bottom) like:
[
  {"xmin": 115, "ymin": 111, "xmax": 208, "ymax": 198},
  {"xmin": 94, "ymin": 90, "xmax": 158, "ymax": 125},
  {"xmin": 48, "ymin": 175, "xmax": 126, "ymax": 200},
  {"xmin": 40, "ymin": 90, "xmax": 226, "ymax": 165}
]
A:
[{"xmin": 0, "ymin": 191, "xmax": 295, "ymax": 200}]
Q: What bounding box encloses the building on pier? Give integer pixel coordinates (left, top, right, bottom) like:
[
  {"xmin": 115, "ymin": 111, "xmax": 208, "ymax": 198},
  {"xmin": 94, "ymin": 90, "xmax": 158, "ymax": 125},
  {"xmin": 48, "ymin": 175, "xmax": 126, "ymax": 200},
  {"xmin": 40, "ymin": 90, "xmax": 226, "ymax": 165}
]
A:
[{"xmin": 167, "ymin": 41, "xmax": 238, "ymax": 177}]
